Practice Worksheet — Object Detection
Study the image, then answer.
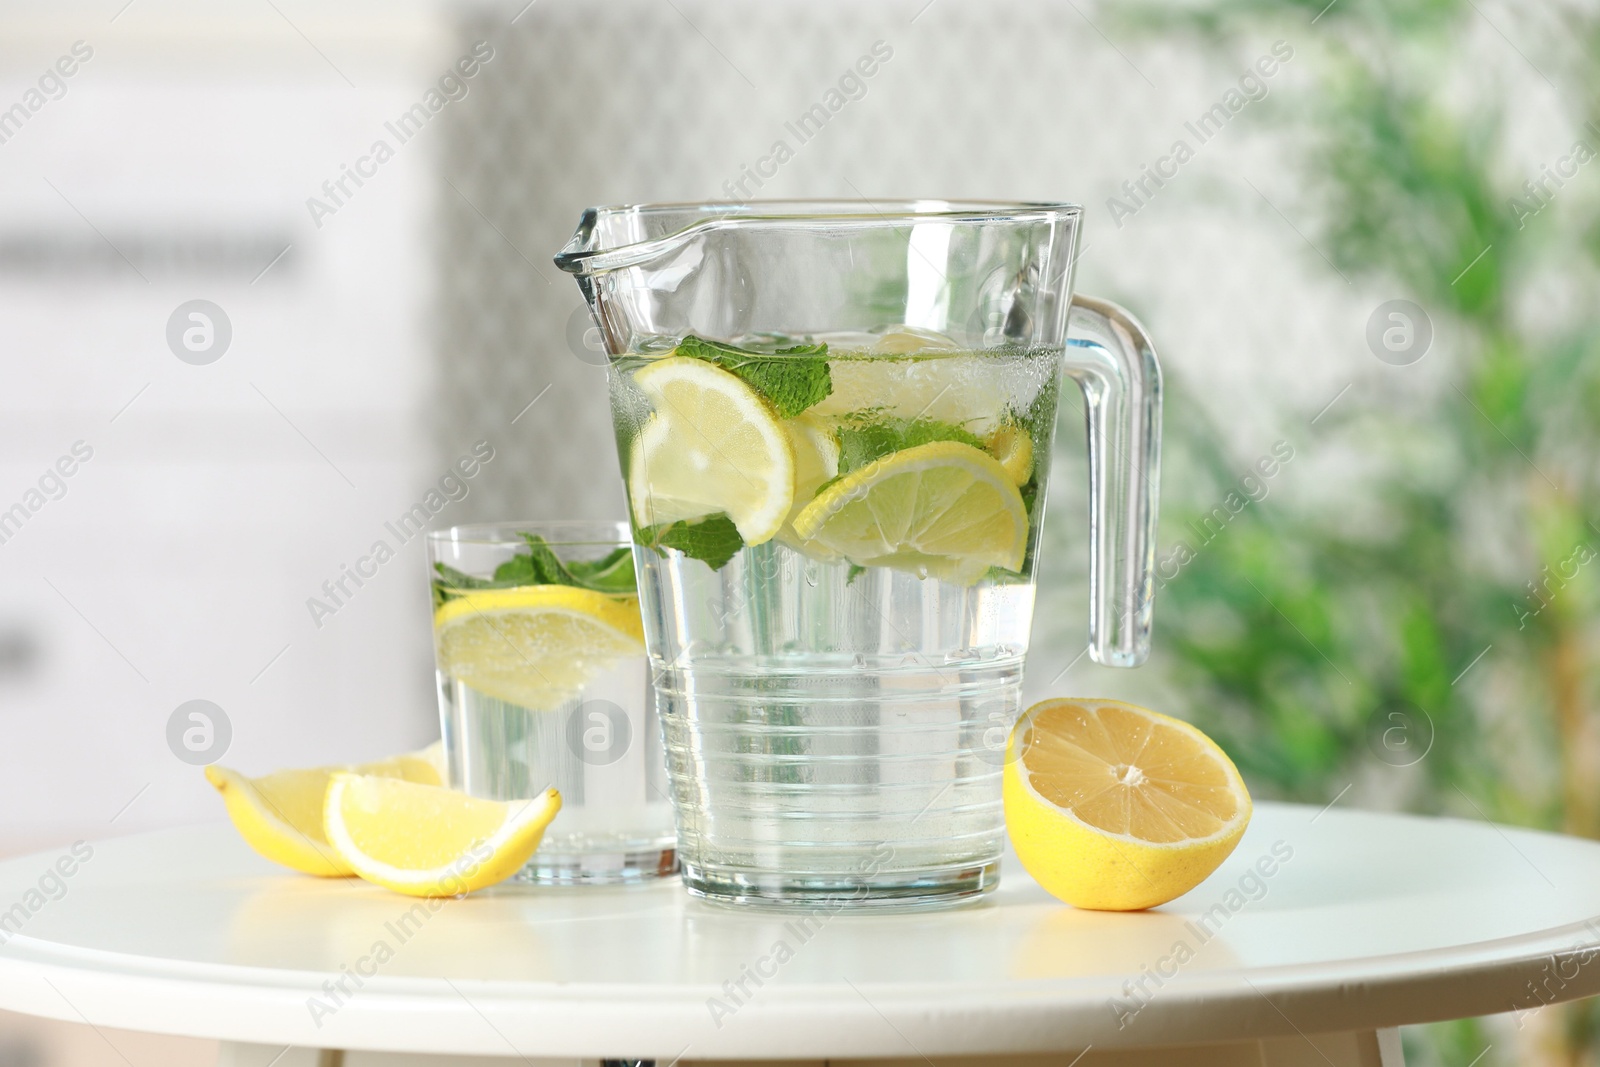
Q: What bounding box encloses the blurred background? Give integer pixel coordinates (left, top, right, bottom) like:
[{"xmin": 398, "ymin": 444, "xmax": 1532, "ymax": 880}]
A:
[{"xmin": 1, "ymin": 0, "xmax": 1594, "ymax": 1063}]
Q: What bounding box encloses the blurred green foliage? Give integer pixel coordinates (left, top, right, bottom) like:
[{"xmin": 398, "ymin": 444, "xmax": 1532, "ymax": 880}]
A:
[{"xmin": 1117, "ymin": 0, "xmax": 1600, "ymax": 1062}]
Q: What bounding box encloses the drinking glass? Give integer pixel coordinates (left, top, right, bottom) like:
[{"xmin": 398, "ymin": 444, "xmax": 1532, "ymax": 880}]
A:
[
  {"xmin": 427, "ymin": 520, "xmax": 676, "ymax": 885},
  {"xmin": 556, "ymin": 201, "xmax": 1160, "ymax": 907}
]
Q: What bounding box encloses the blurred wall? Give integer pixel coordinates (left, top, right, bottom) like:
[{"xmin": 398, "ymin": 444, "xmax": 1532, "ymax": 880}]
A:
[{"xmin": 0, "ymin": 3, "xmax": 455, "ymax": 852}]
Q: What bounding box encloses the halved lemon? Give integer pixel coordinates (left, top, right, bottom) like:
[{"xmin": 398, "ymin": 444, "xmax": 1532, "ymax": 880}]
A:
[
  {"xmin": 627, "ymin": 356, "xmax": 794, "ymax": 545},
  {"xmin": 433, "ymin": 586, "xmax": 644, "ymax": 712},
  {"xmin": 987, "ymin": 422, "xmax": 1034, "ymax": 486},
  {"xmin": 206, "ymin": 745, "xmax": 444, "ymax": 877},
  {"xmin": 1004, "ymin": 698, "xmax": 1252, "ymax": 911},
  {"xmin": 324, "ymin": 774, "xmax": 561, "ymax": 897},
  {"xmin": 789, "ymin": 440, "xmax": 1028, "ymax": 585}
]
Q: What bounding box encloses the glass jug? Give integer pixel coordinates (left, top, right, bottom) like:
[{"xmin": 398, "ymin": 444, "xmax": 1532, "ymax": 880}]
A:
[{"xmin": 556, "ymin": 200, "xmax": 1160, "ymax": 908}]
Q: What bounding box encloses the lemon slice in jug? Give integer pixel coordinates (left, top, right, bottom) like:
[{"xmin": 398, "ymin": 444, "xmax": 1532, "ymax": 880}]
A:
[
  {"xmin": 627, "ymin": 356, "xmax": 794, "ymax": 545},
  {"xmin": 790, "ymin": 440, "xmax": 1027, "ymax": 585}
]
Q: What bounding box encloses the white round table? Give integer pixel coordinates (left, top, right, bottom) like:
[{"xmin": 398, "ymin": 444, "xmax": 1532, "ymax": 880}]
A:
[{"xmin": 2, "ymin": 802, "xmax": 1598, "ymax": 1067}]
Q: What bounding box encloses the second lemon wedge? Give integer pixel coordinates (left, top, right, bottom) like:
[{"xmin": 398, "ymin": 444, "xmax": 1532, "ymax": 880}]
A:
[{"xmin": 324, "ymin": 774, "xmax": 561, "ymax": 897}]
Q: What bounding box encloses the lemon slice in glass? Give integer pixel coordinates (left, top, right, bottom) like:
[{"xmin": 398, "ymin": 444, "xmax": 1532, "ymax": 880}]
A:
[
  {"xmin": 325, "ymin": 774, "xmax": 561, "ymax": 897},
  {"xmin": 433, "ymin": 586, "xmax": 644, "ymax": 712},
  {"xmin": 789, "ymin": 440, "xmax": 1027, "ymax": 585},
  {"xmin": 627, "ymin": 356, "xmax": 794, "ymax": 545},
  {"xmin": 1003, "ymin": 698, "xmax": 1252, "ymax": 911},
  {"xmin": 205, "ymin": 745, "xmax": 443, "ymax": 877}
]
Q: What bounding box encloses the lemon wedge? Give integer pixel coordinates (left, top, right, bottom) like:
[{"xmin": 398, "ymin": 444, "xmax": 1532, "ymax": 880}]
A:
[
  {"xmin": 627, "ymin": 356, "xmax": 794, "ymax": 545},
  {"xmin": 324, "ymin": 774, "xmax": 561, "ymax": 897},
  {"xmin": 1004, "ymin": 698, "xmax": 1252, "ymax": 911},
  {"xmin": 433, "ymin": 586, "xmax": 644, "ymax": 711},
  {"xmin": 789, "ymin": 440, "xmax": 1028, "ymax": 585},
  {"xmin": 206, "ymin": 745, "xmax": 444, "ymax": 877}
]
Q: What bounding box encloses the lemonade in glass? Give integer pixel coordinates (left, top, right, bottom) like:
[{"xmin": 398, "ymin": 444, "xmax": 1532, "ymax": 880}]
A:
[{"xmin": 428, "ymin": 521, "xmax": 675, "ymax": 885}]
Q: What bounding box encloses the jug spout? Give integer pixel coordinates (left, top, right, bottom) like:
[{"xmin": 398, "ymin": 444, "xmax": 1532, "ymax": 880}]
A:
[{"xmin": 556, "ymin": 203, "xmax": 717, "ymax": 277}]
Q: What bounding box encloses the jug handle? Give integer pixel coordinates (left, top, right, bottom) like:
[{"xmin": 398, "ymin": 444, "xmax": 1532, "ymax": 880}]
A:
[{"xmin": 1065, "ymin": 294, "xmax": 1163, "ymax": 668}]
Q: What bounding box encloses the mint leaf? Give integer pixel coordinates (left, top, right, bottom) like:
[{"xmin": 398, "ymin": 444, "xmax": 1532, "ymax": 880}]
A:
[
  {"xmin": 488, "ymin": 552, "xmax": 541, "ymax": 586},
  {"xmin": 432, "ymin": 535, "xmax": 638, "ymax": 605},
  {"xmin": 434, "ymin": 562, "xmax": 492, "ymax": 588},
  {"xmin": 1012, "ymin": 378, "xmax": 1060, "ymax": 468},
  {"xmin": 432, "ymin": 562, "xmax": 495, "ymax": 608},
  {"xmin": 675, "ymin": 335, "xmax": 832, "ymax": 418},
  {"xmin": 639, "ymin": 513, "xmax": 744, "ymax": 570},
  {"xmin": 510, "ymin": 533, "xmax": 578, "ymax": 584},
  {"xmin": 565, "ymin": 546, "xmax": 636, "ymax": 593},
  {"xmin": 835, "ymin": 417, "xmax": 987, "ymax": 476}
]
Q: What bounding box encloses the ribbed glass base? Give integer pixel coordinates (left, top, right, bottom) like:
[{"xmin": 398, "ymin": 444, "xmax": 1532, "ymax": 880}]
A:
[
  {"xmin": 511, "ymin": 846, "xmax": 679, "ymax": 886},
  {"xmin": 680, "ymin": 857, "xmax": 999, "ymax": 910}
]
